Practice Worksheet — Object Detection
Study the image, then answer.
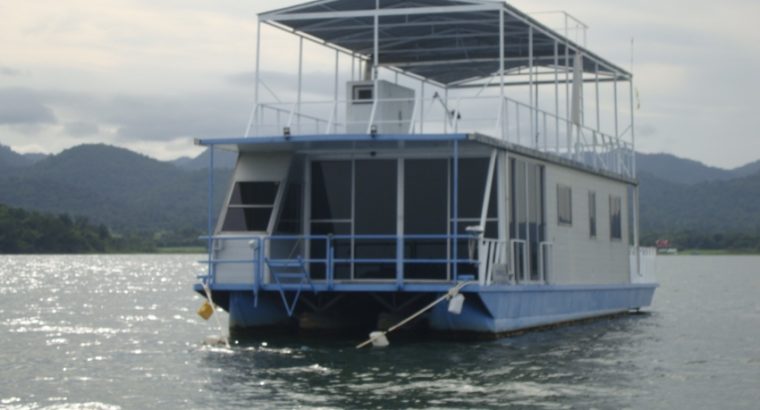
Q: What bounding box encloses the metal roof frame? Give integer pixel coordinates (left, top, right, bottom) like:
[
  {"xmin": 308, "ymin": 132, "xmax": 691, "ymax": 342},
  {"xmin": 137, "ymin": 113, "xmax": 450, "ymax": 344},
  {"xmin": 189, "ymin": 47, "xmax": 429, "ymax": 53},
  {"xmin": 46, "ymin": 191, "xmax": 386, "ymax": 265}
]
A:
[{"xmin": 258, "ymin": 0, "xmax": 631, "ymax": 87}]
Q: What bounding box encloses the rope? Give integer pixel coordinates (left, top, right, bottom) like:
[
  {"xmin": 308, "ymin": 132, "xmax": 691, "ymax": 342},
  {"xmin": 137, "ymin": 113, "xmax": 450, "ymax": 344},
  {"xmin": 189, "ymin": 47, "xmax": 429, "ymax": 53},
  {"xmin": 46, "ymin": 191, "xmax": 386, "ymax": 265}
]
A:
[
  {"xmin": 201, "ymin": 281, "xmax": 231, "ymax": 348},
  {"xmin": 356, "ymin": 281, "xmax": 476, "ymax": 349}
]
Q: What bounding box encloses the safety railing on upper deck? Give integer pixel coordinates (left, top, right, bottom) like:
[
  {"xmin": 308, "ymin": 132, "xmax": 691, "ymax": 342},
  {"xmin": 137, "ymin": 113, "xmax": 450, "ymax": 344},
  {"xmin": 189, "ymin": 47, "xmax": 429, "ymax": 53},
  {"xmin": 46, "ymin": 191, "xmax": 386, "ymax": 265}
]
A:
[{"xmin": 248, "ymin": 94, "xmax": 634, "ymax": 178}]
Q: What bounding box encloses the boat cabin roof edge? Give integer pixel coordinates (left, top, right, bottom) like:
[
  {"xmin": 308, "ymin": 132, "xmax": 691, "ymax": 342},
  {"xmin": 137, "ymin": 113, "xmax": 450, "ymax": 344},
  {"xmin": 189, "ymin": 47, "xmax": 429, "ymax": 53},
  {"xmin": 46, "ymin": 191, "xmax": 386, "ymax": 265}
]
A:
[{"xmin": 197, "ymin": 133, "xmax": 638, "ymax": 186}]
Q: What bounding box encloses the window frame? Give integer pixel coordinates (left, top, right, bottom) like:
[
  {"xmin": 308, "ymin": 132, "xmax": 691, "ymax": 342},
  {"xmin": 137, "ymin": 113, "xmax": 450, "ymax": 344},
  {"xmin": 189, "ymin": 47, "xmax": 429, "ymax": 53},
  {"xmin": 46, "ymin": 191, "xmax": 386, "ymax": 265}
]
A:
[{"xmin": 557, "ymin": 184, "xmax": 573, "ymax": 226}]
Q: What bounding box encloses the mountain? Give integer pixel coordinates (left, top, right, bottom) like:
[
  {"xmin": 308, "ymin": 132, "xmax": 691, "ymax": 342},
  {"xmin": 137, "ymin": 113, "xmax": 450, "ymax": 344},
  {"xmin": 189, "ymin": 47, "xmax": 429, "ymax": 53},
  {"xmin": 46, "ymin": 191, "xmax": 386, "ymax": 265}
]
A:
[
  {"xmin": 635, "ymin": 152, "xmax": 732, "ymax": 185},
  {"xmin": 0, "ymin": 142, "xmax": 758, "ymax": 251},
  {"xmin": 0, "ymin": 144, "xmax": 48, "ymax": 168},
  {"xmin": 172, "ymin": 148, "xmax": 237, "ymax": 170},
  {"xmin": 635, "ymin": 152, "xmax": 760, "ymax": 185},
  {"xmin": 0, "ymin": 144, "xmax": 231, "ymax": 234},
  {"xmin": 0, "ymin": 144, "xmax": 33, "ymax": 168}
]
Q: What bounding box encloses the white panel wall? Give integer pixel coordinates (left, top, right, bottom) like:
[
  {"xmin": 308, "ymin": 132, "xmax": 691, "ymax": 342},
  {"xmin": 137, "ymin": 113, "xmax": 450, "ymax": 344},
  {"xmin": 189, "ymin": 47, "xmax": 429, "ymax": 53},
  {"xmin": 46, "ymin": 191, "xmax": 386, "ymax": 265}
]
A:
[{"xmin": 543, "ymin": 163, "xmax": 631, "ymax": 285}]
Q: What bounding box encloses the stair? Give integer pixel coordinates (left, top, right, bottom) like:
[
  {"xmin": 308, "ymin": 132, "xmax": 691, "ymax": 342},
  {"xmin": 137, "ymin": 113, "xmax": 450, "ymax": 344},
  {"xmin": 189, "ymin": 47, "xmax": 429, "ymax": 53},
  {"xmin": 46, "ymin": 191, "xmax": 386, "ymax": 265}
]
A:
[{"xmin": 266, "ymin": 256, "xmax": 316, "ymax": 317}]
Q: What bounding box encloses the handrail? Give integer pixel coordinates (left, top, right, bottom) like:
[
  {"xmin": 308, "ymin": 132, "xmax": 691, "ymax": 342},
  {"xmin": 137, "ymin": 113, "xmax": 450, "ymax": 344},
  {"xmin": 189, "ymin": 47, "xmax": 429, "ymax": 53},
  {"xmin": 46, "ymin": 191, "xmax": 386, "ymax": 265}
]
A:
[{"xmin": 203, "ymin": 233, "xmax": 484, "ymax": 290}]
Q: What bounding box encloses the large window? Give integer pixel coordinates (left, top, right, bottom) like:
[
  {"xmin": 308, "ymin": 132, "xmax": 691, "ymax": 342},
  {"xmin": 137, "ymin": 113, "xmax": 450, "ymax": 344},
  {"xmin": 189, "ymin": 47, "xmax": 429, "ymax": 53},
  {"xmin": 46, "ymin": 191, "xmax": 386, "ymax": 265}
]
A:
[
  {"xmin": 557, "ymin": 185, "xmax": 572, "ymax": 225},
  {"xmin": 589, "ymin": 191, "xmax": 597, "ymax": 238},
  {"xmin": 222, "ymin": 181, "xmax": 279, "ymax": 231},
  {"xmin": 610, "ymin": 195, "xmax": 622, "ymax": 240}
]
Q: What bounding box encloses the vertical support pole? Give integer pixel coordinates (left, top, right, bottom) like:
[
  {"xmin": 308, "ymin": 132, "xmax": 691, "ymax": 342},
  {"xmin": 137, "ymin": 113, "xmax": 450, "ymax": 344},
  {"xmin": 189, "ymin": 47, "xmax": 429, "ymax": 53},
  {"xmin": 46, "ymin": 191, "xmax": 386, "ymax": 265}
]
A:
[
  {"xmin": 554, "ymin": 41, "xmax": 559, "ymax": 153},
  {"xmin": 207, "ymin": 145, "xmax": 215, "ymax": 283},
  {"xmin": 614, "ymin": 75, "xmax": 619, "ymax": 138},
  {"xmin": 332, "ymin": 49, "xmax": 339, "ymax": 133},
  {"xmin": 420, "ymin": 82, "xmax": 425, "ymax": 133},
  {"xmin": 297, "ymin": 36, "xmax": 304, "ymax": 134},
  {"xmin": 444, "ymin": 87, "xmax": 449, "ymax": 134},
  {"xmin": 254, "ymin": 20, "xmax": 262, "ymax": 136},
  {"xmin": 499, "ymin": 9, "xmax": 505, "ymax": 140},
  {"xmin": 396, "ymin": 158, "xmax": 404, "ymax": 288},
  {"xmin": 613, "ymin": 74, "xmax": 620, "ymax": 173},
  {"xmin": 351, "ymin": 52, "xmax": 355, "ymax": 82},
  {"xmin": 452, "ymin": 140, "xmax": 459, "ymax": 281},
  {"xmin": 595, "ymin": 63, "xmax": 601, "ymax": 132},
  {"xmin": 565, "ymin": 44, "xmax": 571, "ymax": 156},
  {"xmin": 629, "ymin": 78, "xmax": 636, "ymax": 175},
  {"xmin": 373, "ymin": 0, "xmax": 380, "ymax": 79},
  {"xmin": 634, "ymin": 184, "xmax": 641, "ymax": 278},
  {"xmin": 528, "ymin": 26, "xmax": 534, "ymax": 148}
]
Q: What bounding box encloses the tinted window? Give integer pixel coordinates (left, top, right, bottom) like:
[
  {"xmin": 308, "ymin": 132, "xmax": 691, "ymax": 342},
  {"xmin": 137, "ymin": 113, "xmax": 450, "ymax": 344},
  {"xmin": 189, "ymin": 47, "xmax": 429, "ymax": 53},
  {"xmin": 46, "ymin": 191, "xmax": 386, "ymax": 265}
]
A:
[
  {"xmin": 223, "ymin": 181, "xmax": 279, "ymax": 232},
  {"xmin": 610, "ymin": 195, "xmax": 622, "ymax": 240},
  {"xmin": 222, "ymin": 208, "xmax": 273, "ymax": 232},
  {"xmin": 589, "ymin": 191, "xmax": 597, "ymax": 238},
  {"xmin": 230, "ymin": 182, "xmax": 278, "ymax": 205},
  {"xmin": 405, "ymin": 159, "xmax": 448, "ymax": 279},
  {"xmin": 557, "ymin": 185, "xmax": 572, "ymax": 225},
  {"xmin": 311, "ymin": 161, "xmax": 352, "ymax": 220}
]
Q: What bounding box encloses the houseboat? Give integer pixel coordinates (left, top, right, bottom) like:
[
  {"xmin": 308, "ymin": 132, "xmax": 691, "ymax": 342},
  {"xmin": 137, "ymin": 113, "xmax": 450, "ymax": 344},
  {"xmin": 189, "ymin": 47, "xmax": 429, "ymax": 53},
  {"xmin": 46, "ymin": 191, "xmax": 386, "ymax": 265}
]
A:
[{"xmin": 194, "ymin": 0, "xmax": 657, "ymax": 338}]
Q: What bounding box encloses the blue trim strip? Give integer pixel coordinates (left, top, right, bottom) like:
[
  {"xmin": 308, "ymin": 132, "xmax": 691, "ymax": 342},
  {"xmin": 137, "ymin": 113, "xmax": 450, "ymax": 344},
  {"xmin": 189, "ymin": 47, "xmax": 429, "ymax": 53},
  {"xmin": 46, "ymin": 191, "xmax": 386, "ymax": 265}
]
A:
[{"xmin": 197, "ymin": 133, "xmax": 470, "ymax": 146}]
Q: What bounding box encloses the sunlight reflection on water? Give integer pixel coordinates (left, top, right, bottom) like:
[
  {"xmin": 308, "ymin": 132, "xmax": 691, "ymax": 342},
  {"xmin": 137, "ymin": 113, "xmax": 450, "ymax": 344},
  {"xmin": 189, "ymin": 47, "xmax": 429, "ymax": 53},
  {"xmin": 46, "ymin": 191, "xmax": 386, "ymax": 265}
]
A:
[{"xmin": 0, "ymin": 255, "xmax": 759, "ymax": 409}]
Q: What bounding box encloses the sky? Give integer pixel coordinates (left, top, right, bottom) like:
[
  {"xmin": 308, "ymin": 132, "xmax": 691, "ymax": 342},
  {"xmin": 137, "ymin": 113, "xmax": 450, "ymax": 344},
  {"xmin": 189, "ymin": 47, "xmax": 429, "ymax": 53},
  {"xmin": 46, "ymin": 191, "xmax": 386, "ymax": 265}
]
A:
[{"xmin": 1, "ymin": 0, "xmax": 758, "ymax": 168}]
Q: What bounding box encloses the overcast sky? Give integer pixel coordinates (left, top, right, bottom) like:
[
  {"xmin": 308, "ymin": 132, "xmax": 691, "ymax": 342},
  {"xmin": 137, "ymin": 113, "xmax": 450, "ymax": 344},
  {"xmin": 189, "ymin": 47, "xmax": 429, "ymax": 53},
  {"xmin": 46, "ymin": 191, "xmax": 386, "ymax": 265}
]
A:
[{"xmin": 1, "ymin": 0, "xmax": 758, "ymax": 168}]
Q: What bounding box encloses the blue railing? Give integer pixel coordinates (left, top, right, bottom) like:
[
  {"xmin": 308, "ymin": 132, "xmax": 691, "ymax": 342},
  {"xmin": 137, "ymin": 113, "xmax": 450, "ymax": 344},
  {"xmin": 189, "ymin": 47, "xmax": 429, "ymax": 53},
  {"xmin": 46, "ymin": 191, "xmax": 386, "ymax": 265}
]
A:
[{"xmin": 201, "ymin": 233, "xmax": 481, "ymax": 291}]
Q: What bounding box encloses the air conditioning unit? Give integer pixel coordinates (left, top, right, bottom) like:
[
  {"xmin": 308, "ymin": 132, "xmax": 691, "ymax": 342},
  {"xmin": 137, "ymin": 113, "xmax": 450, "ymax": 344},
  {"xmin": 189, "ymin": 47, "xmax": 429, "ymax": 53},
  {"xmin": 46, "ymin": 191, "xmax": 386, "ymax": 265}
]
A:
[{"xmin": 346, "ymin": 80, "xmax": 415, "ymax": 134}]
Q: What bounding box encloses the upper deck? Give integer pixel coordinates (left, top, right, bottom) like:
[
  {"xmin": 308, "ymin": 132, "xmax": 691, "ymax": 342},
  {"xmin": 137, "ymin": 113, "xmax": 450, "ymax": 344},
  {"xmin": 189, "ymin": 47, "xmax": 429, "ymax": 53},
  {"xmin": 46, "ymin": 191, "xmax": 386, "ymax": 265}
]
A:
[{"xmin": 242, "ymin": 0, "xmax": 637, "ymax": 179}]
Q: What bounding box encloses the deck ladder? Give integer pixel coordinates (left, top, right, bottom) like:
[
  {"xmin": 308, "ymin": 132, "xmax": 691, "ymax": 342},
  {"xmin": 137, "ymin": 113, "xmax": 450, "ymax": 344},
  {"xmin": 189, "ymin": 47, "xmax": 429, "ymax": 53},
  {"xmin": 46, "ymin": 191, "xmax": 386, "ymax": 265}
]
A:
[{"xmin": 265, "ymin": 256, "xmax": 316, "ymax": 317}]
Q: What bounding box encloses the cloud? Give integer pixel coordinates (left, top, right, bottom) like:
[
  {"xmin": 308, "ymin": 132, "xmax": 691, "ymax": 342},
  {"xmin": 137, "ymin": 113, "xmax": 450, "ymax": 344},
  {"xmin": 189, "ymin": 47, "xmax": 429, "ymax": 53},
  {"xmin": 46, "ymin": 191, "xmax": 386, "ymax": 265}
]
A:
[
  {"xmin": 63, "ymin": 121, "xmax": 100, "ymax": 137},
  {"xmin": 0, "ymin": 66, "xmax": 23, "ymax": 77},
  {"xmin": 0, "ymin": 88, "xmax": 57, "ymax": 125}
]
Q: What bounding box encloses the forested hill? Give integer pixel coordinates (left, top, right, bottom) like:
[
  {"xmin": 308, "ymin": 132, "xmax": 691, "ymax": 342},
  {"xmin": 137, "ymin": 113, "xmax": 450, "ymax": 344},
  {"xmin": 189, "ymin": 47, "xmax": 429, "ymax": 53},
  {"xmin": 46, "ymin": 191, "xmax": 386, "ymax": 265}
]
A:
[
  {"xmin": 0, "ymin": 204, "xmax": 152, "ymax": 253},
  {"xmin": 0, "ymin": 144, "xmax": 232, "ymax": 235},
  {"xmin": 0, "ymin": 143, "xmax": 759, "ymax": 252}
]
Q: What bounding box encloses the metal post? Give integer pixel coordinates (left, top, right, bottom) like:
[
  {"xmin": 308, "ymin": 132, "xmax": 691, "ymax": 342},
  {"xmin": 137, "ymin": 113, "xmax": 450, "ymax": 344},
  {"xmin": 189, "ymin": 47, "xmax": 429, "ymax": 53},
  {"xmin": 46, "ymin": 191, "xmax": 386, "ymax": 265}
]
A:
[
  {"xmin": 420, "ymin": 82, "xmax": 425, "ymax": 133},
  {"xmin": 629, "ymin": 78, "xmax": 636, "ymax": 175},
  {"xmin": 333, "ymin": 50, "xmax": 339, "ymax": 133},
  {"xmin": 565, "ymin": 44, "xmax": 571, "ymax": 155},
  {"xmin": 452, "ymin": 140, "xmax": 459, "ymax": 281},
  {"xmin": 595, "ymin": 63, "xmax": 601, "ymax": 132},
  {"xmin": 499, "ymin": 9, "xmax": 505, "ymax": 139},
  {"xmin": 528, "ymin": 26, "xmax": 534, "ymax": 148},
  {"xmin": 614, "ymin": 75, "xmax": 619, "ymax": 138},
  {"xmin": 207, "ymin": 145, "xmax": 215, "ymax": 282},
  {"xmin": 254, "ymin": 21, "xmax": 262, "ymax": 136},
  {"xmin": 351, "ymin": 52, "xmax": 355, "ymax": 82},
  {"xmin": 554, "ymin": 41, "xmax": 559, "ymax": 152},
  {"xmin": 297, "ymin": 36, "xmax": 303, "ymax": 134},
  {"xmin": 444, "ymin": 87, "xmax": 449, "ymax": 134}
]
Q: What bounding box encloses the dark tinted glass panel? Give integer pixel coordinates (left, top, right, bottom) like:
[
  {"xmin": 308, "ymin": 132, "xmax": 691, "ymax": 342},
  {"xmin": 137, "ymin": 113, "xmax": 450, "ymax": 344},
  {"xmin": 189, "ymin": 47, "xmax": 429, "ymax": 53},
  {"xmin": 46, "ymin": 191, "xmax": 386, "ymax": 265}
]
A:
[
  {"xmin": 355, "ymin": 160, "xmax": 396, "ymax": 235},
  {"xmin": 311, "ymin": 161, "xmax": 352, "ymax": 220},
  {"xmin": 230, "ymin": 182, "xmax": 279, "ymax": 205},
  {"xmin": 455, "ymin": 158, "xmax": 495, "ymax": 218},
  {"xmin": 557, "ymin": 185, "xmax": 572, "ymax": 225},
  {"xmin": 610, "ymin": 196, "xmax": 622, "ymax": 240},
  {"xmin": 354, "ymin": 160, "xmax": 397, "ymax": 280},
  {"xmin": 275, "ymin": 158, "xmax": 304, "ymax": 235},
  {"xmin": 590, "ymin": 192, "xmax": 597, "ymax": 235},
  {"xmin": 222, "ymin": 207, "xmax": 272, "ymax": 231},
  {"xmin": 528, "ymin": 164, "xmax": 545, "ymax": 280},
  {"xmin": 405, "ymin": 159, "xmax": 448, "ymax": 279},
  {"xmin": 309, "ymin": 222, "xmax": 351, "ymax": 279},
  {"xmin": 510, "ymin": 159, "xmax": 527, "ymax": 240}
]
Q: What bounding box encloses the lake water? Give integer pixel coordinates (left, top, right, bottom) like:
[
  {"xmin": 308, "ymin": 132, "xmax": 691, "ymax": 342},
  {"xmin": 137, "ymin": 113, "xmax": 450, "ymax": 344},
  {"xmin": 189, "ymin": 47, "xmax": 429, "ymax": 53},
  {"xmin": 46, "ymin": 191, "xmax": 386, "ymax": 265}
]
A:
[{"xmin": 1, "ymin": 255, "xmax": 759, "ymax": 409}]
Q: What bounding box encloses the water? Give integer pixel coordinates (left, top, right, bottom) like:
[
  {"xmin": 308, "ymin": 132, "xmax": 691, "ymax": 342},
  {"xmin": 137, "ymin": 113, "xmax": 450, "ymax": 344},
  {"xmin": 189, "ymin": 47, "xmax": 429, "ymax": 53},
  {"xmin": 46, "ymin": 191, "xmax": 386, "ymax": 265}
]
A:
[{"xmin": 1, "ymin": 255, "xmax": 759, "ymax": 409}]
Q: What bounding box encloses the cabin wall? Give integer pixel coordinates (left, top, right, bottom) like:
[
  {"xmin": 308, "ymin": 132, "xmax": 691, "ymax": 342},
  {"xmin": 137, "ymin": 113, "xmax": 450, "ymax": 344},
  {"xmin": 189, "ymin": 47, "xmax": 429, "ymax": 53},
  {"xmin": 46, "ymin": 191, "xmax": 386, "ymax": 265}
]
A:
[
  {"xmin": 213, "ymin": 151, "xmax": 293, "ymax": 286},
  {"xmin": 543, "ymin": 163, "xmax": 630, "ymax": 285}
]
